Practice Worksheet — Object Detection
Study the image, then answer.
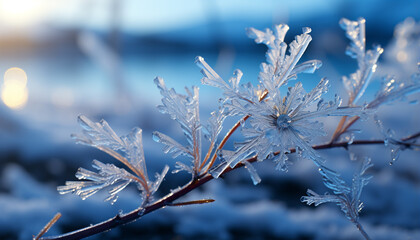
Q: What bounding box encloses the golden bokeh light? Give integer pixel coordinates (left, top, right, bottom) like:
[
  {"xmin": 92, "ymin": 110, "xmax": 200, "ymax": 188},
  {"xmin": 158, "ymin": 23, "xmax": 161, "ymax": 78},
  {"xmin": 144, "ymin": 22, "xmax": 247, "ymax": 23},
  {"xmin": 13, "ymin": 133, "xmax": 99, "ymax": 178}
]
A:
[
  {"xmin": 4, "ymin": 67, "xmax": 27, "ymax": 87},
  {"xmin": 1, "ymin": 82, "xmax": 28, "ymax": 109},
  {"xmin": 2, "ymin": 67, "xmax": 29, "ymax": 109}
]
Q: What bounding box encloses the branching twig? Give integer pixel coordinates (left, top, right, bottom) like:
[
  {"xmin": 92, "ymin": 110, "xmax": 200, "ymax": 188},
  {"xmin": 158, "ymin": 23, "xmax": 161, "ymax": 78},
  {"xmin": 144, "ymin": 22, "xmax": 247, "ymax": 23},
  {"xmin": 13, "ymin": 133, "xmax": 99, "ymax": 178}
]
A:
[{"xmin": 39, "ymin": 131, "xmax": 420, "ymax": 240}]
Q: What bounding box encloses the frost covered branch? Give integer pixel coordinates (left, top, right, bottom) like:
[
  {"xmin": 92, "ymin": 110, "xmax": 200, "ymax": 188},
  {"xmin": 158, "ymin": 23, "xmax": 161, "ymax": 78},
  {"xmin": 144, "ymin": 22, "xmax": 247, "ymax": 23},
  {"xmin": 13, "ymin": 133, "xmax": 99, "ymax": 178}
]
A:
[
  {"xmin": 39, "ymin": 132, "xmax": 420, "ymax": 240},
  {"xmin": 39, "ymin": 18, "xmax": 420, "ymax": 240}
]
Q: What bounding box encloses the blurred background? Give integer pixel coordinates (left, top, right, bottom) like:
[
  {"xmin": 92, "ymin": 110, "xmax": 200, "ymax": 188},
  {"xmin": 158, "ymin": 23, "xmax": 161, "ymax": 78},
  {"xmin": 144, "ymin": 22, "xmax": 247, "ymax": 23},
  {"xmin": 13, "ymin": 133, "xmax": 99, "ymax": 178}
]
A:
[{"xmin": 0, "ymin": 0, "xmax": 419, "ymax": 239}]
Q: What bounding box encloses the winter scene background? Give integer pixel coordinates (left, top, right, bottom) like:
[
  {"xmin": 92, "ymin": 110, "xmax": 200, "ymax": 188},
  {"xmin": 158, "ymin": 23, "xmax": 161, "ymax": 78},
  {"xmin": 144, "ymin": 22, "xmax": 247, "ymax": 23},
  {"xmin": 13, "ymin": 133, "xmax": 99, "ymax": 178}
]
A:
[{"xmin": 0, "ymin": 0, "xmax": 419, "ymax": 239}]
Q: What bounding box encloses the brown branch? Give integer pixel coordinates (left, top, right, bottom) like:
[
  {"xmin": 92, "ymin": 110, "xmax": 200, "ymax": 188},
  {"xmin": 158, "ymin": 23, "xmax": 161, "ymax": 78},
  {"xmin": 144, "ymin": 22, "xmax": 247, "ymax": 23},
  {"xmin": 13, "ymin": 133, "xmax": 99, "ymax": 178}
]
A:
[
  {"xmin": 34, "ymin": 213, "xmax": 62, "ymax": 240},
  {"xmin": 330, "ymin": 116, "xmax": 348, "ymax": 143},
  {"xmin": 40, "ymin": 132, "xmax": 420, "ymax": 240},
  {"xmin": 167, "ymin": 199, "xmax": 215, "ymax": 206},
  {"xmin": 204, "ymin": 115, "xmax": 250, "ymax": 172},
  {"xmin": 203, "ymin": 89, "xmax": 268, "ymax": 172}
]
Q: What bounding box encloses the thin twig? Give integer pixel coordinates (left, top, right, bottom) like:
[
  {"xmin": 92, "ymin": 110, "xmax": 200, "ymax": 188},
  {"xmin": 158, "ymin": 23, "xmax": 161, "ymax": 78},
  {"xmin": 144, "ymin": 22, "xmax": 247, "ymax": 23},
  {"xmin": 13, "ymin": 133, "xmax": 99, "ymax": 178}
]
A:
[
  {"xmin": 167, "ymin": 199, "xmax": 215, "ymax": 206},
  {"xmin": 204, "ymin": 115, "xmax": 250, "ymax": 172},
  {"xmin": 355, "ymin": 221, "xmax": 371, "ymax": 240},
  {"xmin": 330, "ymin": 116, "xmax": 348, "ymax": 143},
  {"xmin": 34, "ymin": 213, "xmax": 62, "ymax": 240},
  {"xmin": 203, "ymin": 89, "xmax": 268, "ymax": 172},
  {"xmin": 39, "ymin": 132, "xmax": 420, "ymax": 240}
]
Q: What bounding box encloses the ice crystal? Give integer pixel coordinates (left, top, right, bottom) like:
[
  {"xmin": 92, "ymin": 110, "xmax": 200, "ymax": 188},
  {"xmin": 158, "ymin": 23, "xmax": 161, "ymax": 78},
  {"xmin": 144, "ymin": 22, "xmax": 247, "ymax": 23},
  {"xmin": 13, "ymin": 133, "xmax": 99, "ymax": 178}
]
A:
[
  {"xmin": 247, "ymin": 25, "xmax": 322, "ymax": 92},
  {"xmin": 368, "ymin": 64, "xmax": 420, "ymax": 108},
  {"xmin": 301, "ymin": 156, "xmax": 373, "ymax": 224},
  {"xmin": 340, "ymin": 17, "xmax": 383, "ymax": 105},
  {"xmin": 374, "ymin": 115, "xmax": 419, "ymax": 164},
  {"xmin": 153, "ymin": 77, "xmax": 226, "ymax": 177},
  {"xmin": 58, "ymin": 115, "xmax": 169, "ymax": 204},
  {"xmin": 211, "ymin": 76, "xmax": 366, "ymax": 180},
  {"xmin": 225, "ymin": 79, "xmax": 365, "ymax": 173},
  {"xmin": 197, "ymin": 25, "xmax": 368, "ymax": 182}
]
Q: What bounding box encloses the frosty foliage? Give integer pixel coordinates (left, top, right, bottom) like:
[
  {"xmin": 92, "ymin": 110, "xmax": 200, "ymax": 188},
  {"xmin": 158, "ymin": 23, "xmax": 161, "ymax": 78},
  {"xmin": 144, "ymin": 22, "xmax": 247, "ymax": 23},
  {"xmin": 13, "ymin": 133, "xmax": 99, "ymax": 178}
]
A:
[
  {"xmin": 374, "ymin": 114, "xmax": 420, "ymax": 164},
  {"xmin": 368, "ymin": 63, "xmax": 420, "ymax": 108},
  {"xmin": 340, "ymin": 18, "xmax": 383, "ymax": 105},
  {"xmin": 58, "ymin": 115, "xmax": 169, "ymax": 204},
  {"xmin": 371, "ymin": 65, "xmax": 420, "ymax": 163},
  {"xmin": 302, "ymin": 156, "xmax": 373, "ymax": 224},
  {"xmin": 153, "ymin": 77, "xmax": 226, "ymax": 177},
  {"xmin": 197, "ymin": 25, "xmax": 367, "ymax": 183},
  {"xmin": 247, "ymin": 25, "xmax": 322, "ymax": 90},
  {"xmin": 51, "ymin": 18, "xmax": 420, "ymax": 240}
]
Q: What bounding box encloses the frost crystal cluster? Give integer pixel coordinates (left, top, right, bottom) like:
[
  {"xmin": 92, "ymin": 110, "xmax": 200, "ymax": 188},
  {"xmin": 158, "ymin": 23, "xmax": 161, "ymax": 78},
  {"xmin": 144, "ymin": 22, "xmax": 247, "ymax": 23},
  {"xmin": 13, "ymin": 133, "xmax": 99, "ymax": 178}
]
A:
[
  {"xmin": 50, "ymin": 17, "xmax": 420, "ymax": 240},
  {"xmin": 302, "ymin": 155, "xmax": 373, "ymax": 224},
  {"xmin": 58, "ymin": 115, "xmax": 169, "ymax": 204},
  {"xmin": 197, "ymin": 24, "xmax": 366, "ymax": 183}
]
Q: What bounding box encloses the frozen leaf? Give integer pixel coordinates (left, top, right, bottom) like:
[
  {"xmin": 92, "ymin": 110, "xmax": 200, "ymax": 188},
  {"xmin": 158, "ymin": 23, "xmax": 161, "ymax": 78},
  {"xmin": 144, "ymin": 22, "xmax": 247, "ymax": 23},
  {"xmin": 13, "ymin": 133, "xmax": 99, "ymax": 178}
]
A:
[
  {"xmin": 62, "ymin": 116, "xmax": 169, "ymax": 204},
  {"xmin": 203, "ymin": 108, "xmax": 227, "ymax": 144},
  {"xmin": 58, "ymin": 160, "xmax": 136, "ymax": 204},
  {"xmin": 152, "ymin": 131, "xmax": 193, "ymax": 159},
  {"xmin": 248, "ymin": 25, "xmax": 321, "ymax": 93},
  {"xmin": 73, "ymin": 115, "xmax": 123, "ymax": 150},
  {"xmin": 368, "ymin": 66, "xmax": 420, "ymax": 108},
  {"xmin": 340, "ymin": 17, "xmax": 383, "ymax": 104},
  {"xmin": 154, "ymin": 75, "xmax": 228, "ymax": 176},
  {"xmin": 300, "ymin": 190, "xmax": 341, "ymax": 206},
  {"xmin": 196, "ymin": 56, "xmax": 257, "ymax": 109},
  {"xmin": 195, "ymin": 56, "xmax": 230, "ymax": 91},
  {"xmin": 172, "ymin": 161, "xmax": 194, "ymax": 174},
  {"xmin": 302, "ymin": 156, "xmax": 373, "ymax": 224},
  {"xmin": 154, "ymin": 77, "xmax": 202, "ymax": 175}
]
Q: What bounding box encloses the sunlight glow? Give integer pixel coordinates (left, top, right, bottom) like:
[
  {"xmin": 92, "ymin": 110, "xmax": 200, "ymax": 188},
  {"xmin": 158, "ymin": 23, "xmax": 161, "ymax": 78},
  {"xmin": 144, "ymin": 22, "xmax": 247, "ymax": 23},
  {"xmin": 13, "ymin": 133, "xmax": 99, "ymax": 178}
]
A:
[
  {"xmin": 2, "ymin": 67, "xmax": 28, "ymax": 109},
  {"xmin": 0, "ymin": 0, "xmax": 49, "ymax": 27}
]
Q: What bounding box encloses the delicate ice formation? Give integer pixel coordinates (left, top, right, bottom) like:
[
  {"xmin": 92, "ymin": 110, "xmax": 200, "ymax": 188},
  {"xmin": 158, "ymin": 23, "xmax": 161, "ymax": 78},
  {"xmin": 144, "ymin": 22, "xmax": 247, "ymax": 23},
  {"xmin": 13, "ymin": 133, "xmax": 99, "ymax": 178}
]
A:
[
  {"xmin": 302, "ymin": 156, "xmax": 373, "ymax": 224},
  {"xmin": 340, "ymin": 17, "xmax": 383, "ymax": 105},
  {"xmin": 153, "ymin": 77, "xmax": 226, "ymax": 177},
  {"xmin": 58, "ymin": 115, "xmax": 169, "ymax": 204},
  {"xmin": 197, "ymin": 25, "xmax": 367, "ymax": 182}
]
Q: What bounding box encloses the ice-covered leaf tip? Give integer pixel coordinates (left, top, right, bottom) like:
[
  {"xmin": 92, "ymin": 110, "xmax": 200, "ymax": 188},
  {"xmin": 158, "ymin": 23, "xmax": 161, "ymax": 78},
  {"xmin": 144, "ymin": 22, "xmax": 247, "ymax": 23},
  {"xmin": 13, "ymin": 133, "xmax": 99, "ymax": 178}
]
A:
[
  {"xmin": 152, "ymin": 76, "xmax": 227, "ymax": 177},
  {"xmin": 58, "ymin": 115, "xmax": 169, "ymax": 204},
  {"xmin": 368, "ymin": 63, "xmax": 420, "ymax": 109},
  {"xmin": 301, "ymin": 156, "xmax": 373, "ymax": 224},
  {"xmin": 247, "ymin": 25, "xmax": 322, "ymax": 94},
  {"xmin": 196, "ymin": 25, "xmax": 322, "ymax": 103},
  {"xmin": 340, "ymin": 17, "xmax": 383, "ymax": 105}
]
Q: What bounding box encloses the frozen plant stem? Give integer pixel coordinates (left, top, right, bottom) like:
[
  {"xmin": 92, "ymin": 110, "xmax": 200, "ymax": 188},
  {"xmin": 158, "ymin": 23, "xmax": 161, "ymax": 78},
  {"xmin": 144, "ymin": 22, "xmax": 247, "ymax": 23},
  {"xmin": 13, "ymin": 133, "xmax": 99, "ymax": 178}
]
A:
[
  {"xmin": 43, "ymin": 19, "xmax": 420, "ymax": 240},
  {"xmin": 38, "ymin": 132, "xmax": 420, "ymax": 240},
  {"xmin": 355, "ymin": 221, "xmax": 371, "ymax": 240},
  {"xmin": 199, "ymin": 90, "xmax": 268, "ymax": 173}
]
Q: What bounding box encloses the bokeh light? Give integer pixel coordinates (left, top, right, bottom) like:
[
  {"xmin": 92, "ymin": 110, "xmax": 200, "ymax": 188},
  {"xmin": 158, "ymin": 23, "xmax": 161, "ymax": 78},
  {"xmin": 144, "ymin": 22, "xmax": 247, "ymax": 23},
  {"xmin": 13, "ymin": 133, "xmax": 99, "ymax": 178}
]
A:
[
  {"xmin": 0, "ymin": 0, "xmax": 50, "ymax": 27},
  {"xmin": 2, "ymin": 67, "xmax": 28, "ymax": 109}
]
